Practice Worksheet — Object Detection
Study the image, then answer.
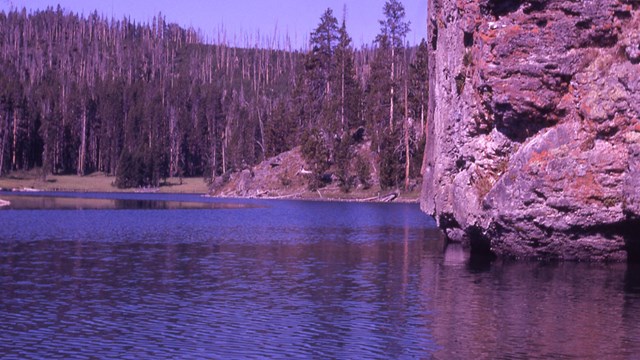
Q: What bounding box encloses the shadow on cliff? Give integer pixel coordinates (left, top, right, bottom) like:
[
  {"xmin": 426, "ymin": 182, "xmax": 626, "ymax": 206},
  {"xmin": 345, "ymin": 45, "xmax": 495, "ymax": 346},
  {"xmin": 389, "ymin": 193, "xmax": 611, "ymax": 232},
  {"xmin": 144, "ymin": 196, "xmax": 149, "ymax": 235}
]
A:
[
  {"xmin": 467, "ymin": 226, "xmax": 497, "ymax": 271},
  {"xmin": 623, "ymin": 219, "xmax": 640, "ymax": 264},
  {"xmin": 442, "ymin": 226, "xmax": 497, "ymax": 273},
  {"xmin": 625, "ymin": 263, "xmax": 640, "ymax": 294}
]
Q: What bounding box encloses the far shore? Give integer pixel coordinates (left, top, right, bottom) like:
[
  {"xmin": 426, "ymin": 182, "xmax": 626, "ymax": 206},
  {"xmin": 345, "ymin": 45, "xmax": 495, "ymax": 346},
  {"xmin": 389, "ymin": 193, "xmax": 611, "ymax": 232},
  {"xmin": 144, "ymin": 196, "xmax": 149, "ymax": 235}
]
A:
[
  {"xmin": 0, "ymin": 172, "xmax": 209, "ymax": 194},
  {"xmin": 0, "ymin": 172, "xmax": 420, "ymax": 203}
]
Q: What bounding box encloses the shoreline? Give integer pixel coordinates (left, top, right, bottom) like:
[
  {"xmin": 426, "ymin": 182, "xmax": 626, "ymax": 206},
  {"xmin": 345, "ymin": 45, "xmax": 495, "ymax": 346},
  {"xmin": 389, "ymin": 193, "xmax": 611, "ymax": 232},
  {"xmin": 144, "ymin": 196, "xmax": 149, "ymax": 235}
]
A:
[
  {"xmin": 1, "ymin": 187, "xmax": 419, "ymax": 204},
  {"xmin": 1, "ymin": 172, "xmax": 420, "ymax": 204},
  {"xmin": 207, "ymin": 191, "xmax": 419, "ymax": 204}
]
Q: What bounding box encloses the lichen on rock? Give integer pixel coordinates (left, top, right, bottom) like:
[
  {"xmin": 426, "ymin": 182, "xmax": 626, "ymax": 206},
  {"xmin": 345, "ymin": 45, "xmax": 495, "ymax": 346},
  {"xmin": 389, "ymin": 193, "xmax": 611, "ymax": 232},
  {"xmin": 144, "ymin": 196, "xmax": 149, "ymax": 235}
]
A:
[{"xmin": 421, "ymin": 0, "xmax": 640, "ymax": 261}]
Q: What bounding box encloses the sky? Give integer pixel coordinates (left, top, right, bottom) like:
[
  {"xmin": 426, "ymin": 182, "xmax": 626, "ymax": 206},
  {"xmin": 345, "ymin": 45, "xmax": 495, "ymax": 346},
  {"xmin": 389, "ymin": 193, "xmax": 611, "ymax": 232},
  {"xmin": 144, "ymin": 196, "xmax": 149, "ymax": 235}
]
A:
[{"xmin": 1, "ymin": 0, "xmax": 428, "ymax": 49}]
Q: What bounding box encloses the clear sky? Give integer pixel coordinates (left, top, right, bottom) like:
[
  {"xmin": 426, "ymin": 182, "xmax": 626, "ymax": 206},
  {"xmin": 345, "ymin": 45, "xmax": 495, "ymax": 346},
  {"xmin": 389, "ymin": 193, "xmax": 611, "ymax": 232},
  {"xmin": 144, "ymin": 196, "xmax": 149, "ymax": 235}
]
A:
[{"xmin": 1, "ymin": 0, "xmax": 427, "ymax": 49}]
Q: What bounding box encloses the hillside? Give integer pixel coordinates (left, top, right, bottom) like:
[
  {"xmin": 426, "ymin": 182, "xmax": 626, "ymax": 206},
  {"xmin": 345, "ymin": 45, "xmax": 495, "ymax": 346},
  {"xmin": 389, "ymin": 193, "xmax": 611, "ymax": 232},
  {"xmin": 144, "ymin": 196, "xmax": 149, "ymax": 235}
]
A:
[{"xmin": 0, "ymin": 6, "xmax": 427, "ymax": 194}]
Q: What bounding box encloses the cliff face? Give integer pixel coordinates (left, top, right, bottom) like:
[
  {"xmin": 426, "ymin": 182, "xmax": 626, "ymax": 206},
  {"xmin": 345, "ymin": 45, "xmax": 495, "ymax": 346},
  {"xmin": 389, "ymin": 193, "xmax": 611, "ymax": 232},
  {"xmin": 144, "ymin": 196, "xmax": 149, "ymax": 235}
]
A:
[{"xmin": 422, "ymin": 0, "xmax": 640, "ymax": 261}]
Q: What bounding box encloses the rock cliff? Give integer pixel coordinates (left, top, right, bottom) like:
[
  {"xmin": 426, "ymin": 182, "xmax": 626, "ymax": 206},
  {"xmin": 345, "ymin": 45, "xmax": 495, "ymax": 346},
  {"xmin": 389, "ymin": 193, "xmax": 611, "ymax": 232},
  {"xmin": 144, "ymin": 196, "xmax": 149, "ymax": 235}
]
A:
[{"xmin": 421, "ymin": 0, "xmax": 640, "ymax": 261}]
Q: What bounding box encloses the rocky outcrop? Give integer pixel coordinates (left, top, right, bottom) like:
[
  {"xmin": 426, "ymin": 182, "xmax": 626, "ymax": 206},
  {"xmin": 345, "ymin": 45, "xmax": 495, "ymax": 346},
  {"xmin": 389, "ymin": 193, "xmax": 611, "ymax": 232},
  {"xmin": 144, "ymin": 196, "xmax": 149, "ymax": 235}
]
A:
[
  {"xmin": 421, "ymin": 0, "xmax": 640, "ymax": 261},
  {"xmin": 209, "ymin": 143, "xmax": 384, "ymax": 200},
  {"xmin": 210, "ymin": 147, "xmax": 310, "ymax": 198}
]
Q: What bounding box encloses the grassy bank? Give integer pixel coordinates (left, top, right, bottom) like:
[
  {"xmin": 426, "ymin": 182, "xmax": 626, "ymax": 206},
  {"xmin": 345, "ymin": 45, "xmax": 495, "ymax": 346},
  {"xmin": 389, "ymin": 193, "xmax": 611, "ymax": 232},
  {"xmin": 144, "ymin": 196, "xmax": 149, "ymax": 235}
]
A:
[{"xmin": 0, "ymin": 171, "xmax": 210, "ymax": 194}]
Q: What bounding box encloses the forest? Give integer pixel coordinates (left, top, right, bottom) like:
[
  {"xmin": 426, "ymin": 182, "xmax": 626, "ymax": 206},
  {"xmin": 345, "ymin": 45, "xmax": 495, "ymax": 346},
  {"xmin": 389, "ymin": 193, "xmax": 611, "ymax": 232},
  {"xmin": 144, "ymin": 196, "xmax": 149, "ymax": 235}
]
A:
[{"xmin": 0, "ymin": 0, "xmax": 428, "ymax": 191}]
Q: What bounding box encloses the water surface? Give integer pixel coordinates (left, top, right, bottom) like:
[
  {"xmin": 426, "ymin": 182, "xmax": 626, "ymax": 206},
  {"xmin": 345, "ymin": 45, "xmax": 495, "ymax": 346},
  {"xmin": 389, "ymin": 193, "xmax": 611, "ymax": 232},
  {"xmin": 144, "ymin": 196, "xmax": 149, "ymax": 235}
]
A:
[{"xmin": 0, "ymin": 192, "xmax": 639, "ymax": 359}]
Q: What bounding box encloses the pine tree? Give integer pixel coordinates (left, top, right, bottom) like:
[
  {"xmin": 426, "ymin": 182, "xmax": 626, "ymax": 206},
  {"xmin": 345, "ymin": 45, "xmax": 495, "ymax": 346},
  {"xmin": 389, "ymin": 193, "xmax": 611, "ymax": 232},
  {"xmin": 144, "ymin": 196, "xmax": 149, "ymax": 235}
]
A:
[
  {"xmin": 303, "ymin": 8, "xmax": 340, "ymax": 134},
  {"xmin": 409, "ymin": 39, "xmax": 429, "ymax": 179},
  {"xmin": 377, "ymin": 0, "xmax": 410, "ymax": 131},
  {"xmin": 309, "ymin": 8, "xmax": 339, "ymax": 101},
  {"xmin": 365, "ymin": 35, "xmax": 393, "ymax": 153},
  {"xmin": 410, "ymin": 39, "xmax": 428, "ymax": 138},
  {"xmin": 333, "ymin": 12, "xmax": 362, "ymax": 133},
  {"xmin": 299, "ymin": 9, "xmax": 341, "ymax": 190},
  {"xmin": 372, "ymin": 0, "xmax": 411, "ymax": 189}
]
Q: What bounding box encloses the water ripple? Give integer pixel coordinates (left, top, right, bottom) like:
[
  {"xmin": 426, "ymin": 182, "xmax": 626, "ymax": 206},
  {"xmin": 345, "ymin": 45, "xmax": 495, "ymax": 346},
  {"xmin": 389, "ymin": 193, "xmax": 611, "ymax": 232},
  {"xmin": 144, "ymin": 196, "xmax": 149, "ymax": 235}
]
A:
[{"xmin": 1, "ymin": 195, "xmax": 639, "ymax": 359}]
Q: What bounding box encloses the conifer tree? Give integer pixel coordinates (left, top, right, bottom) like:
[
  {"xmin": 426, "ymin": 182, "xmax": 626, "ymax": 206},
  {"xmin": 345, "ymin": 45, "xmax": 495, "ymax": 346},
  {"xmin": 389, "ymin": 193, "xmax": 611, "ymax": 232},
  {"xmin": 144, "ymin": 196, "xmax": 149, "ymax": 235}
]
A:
[
  {"xmin": 365, "ymin": 35, "xmax": 393, "ymax": 153},
  {"xmin": 306, "ymin": 8, "xmax": 340, "ymax": 131},
  {"xmin": 373, "ymin": 0, "xmax": 411, "ymax": 189},
  {"xmin": 333, "ymin": 11, "xmax": 362, "ymax": 133},
  {"xmin": 410, "ymin": 39, "xmax": 429, "ymax": 138},
  {"xmin": 377, "ymin": 0, "xmax": 410, "ymax": 131}
]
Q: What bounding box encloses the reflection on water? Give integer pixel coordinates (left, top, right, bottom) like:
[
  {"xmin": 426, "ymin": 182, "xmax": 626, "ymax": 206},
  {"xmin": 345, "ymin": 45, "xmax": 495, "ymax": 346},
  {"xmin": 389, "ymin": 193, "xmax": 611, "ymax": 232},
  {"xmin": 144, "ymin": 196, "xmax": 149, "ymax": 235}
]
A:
[
  {"xmin": 0, "ymin": 193, "xmax": 255, "ymax": 210},
  {"xmin": 432, "ymin": 259, "xmax": 640, "ymax": 359},
  {"xmin": 0, "ymin": 193, "xmax": 639, "ymax": 359}
]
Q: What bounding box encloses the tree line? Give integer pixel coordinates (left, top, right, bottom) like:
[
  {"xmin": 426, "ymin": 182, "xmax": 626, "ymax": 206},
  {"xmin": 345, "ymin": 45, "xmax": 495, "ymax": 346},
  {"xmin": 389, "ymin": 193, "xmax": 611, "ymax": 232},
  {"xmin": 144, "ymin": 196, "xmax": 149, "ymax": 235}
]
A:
[{"xmin": 0, "ymin": 1, "xmax": 428, "ymax": 190}]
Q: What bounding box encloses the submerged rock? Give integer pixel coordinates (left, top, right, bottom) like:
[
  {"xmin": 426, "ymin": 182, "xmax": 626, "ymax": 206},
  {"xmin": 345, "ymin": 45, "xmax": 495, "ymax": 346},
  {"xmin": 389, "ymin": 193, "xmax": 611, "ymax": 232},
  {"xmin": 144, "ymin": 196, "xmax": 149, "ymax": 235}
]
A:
[{"xmin": 422, "ymin": 0, "xmax": 640, "ymax": 261}]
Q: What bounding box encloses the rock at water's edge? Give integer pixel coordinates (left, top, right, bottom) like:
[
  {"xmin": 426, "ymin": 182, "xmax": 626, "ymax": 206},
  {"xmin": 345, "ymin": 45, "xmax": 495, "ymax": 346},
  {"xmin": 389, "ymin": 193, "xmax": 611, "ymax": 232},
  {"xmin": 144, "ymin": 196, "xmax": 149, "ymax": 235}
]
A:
[{"xmin": 421, "ymin": 0, "xmax": 640, "ymax": 261}]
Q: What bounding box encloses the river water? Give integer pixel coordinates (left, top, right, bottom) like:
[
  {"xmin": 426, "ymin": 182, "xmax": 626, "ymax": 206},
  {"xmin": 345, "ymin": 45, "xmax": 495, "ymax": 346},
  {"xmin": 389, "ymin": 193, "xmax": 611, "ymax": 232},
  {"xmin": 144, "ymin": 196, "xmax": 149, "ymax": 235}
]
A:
[{"xmin": 0, "ymin": 192, "xmax": 639, "ymax": 359}]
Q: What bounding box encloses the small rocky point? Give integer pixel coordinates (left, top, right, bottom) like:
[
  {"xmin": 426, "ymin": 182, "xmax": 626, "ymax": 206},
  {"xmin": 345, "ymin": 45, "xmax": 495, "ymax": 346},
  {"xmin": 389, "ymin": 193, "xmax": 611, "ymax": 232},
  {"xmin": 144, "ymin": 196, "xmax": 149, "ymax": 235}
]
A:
[
  {"xmin": 422, "ymin": 0, "xmax": 640, "ymax": 261},
  {"xmin": 209, "ymin": 144, "xmax": 396, "ymax": 201}
]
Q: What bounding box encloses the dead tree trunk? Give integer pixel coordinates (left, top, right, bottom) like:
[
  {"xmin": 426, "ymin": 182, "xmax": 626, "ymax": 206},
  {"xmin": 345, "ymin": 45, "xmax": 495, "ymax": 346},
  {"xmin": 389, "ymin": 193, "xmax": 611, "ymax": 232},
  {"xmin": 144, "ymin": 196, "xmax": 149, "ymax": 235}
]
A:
[
  {"xmin": 169, "ymin": 107, "xmax": 178, "ymax": 177},
  {"xmin": 404, "ymin": 75, "xmax": 410, "ymax": 190},
  {"xmin": 341, "ymin": 52, "xmax": 345, "ymax": 130},
  {"xmin": 0, "ymin": 113, "xmax": 6, "ymax": 176},
  {"xmin": 78, "ymin": 102, "xmax": 87, "ymax": 175},
  {"xmin": 11, "ymin": 110, "xmax": 17, "ymax": 170},
  {"xmin": 222, "ymin": 123, "xmax": 229, "ymax": 175},
  {"xmin": 211, "ymin": 119, "xmax": 218, "ymax": 179},
  {"xmin": 257, "ymin": 108, "xmax": 266, "ymax": 160},
  {"xmin": 389, "ymin": 46, "xmax": 395, "ymax": 131}
]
